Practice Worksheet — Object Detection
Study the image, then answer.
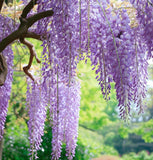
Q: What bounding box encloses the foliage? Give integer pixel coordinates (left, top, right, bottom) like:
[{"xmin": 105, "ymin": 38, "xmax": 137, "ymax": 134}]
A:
[
  {"xmin": 118, "ymin": 125, "xmax": 129, "ymax": 139},
  {"xmin": 121, "ymin": 151, "xmax": 153, "ymax": 160},
  {"xmin": 2, "ymin": 117, "xmax": 29, "ymax": 160},
  {"xmin": 133, "ymin": 119, "xmax": 153, "ymax": 143},
  {"xmin": 78, "ymin": 60, "xmax": 118, "ymax": 130},
  {"xmin": 99, "ymin": 120, "xmax": 153, "ymax": 155},
  {"xmin": 78, "ymin": 126, "xmax": 119, "ymax": 159}
]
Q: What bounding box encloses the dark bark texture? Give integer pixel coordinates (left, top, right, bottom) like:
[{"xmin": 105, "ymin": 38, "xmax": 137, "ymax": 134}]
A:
[{"xmin": 0, "ymin": 0, "xmax": 54, "ymax": 83}]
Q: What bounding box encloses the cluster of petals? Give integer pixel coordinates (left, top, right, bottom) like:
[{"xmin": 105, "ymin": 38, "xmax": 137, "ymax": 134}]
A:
[
  {"xmin": 0, "ymin": 15, "xmax": 14, "ymax": 140},
  {"xmin": 26, "ymin": 80, "xmax": 47, "ymax": 159},
  {"xmin": 86, "ymin": 1, "xmax": 148, "ymax": 119},
  {"xmin": 0, "ymin": 47, "xmax": 13, "ymax": 140},
  {"xmin": 130, "ymin": 0, "xmax": 153, "ymax": 58},
  {"xmin": 50, "ymin": 78, "xmax": 80, "ymax": 160}
]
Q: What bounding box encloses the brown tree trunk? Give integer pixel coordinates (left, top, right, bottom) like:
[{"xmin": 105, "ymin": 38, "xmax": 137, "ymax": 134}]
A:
[{"xmin": 0, "ymin": 138, "xmax": 3, "ymax": 160}]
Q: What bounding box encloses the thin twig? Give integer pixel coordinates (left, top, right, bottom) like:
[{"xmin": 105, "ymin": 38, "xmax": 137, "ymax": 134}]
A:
[
  {"xmin": 20, "ymin": 38, "xmax": 41, "ymax": 81},
  {"xmin": 0, "ymin": 0, "xmax": 53, "ymax": 84}
]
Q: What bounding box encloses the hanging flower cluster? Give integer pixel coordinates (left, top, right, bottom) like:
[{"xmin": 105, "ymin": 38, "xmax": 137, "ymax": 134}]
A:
[
  {"xmin": 51, "ymin": 78, "xmax": 80, "ymax": 160},
  {"xmin": 25, "ymin": 1, "xmax": 81, "ymax": 159},
  {"xmin": 130, "ymin": 0, "xmax": 153, "ymax": 58},
  {"xmin": 26, "ymin": 80, "xmax": 47, "ymax": 159},
  {"xmin": 87, "ymin": 1, "xmax": 148, "ymax": 119},
  {"xmin": 38, "ymin": 1, "xmax": 81, "ymax": 159},
  {"xmin": 0, "ymin": 47, "xmax": 13, "ymax": 140},
  {"xmin": 0, "ymin": 15, "xmax": 14, "ymax": 140},
  {"xmin": 26, "ymin": 76, "xmax": 80, "ymax": 160},
  {"xmin": 131, "ymin": 28, "xmax": 148, "ymax": 114}
]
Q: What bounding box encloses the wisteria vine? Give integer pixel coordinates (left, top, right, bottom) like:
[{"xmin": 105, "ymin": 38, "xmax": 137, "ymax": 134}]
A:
[
  {"xmin": 0, "ymin": 0, "xmax": 152, "ymax": 159},
  {"xmin": 0, "ymin": 14, "xmax": 14, "ymax": 140}
]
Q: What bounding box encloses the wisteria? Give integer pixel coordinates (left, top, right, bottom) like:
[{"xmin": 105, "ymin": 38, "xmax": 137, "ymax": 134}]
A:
[
  {"xmin": 0, "ymin": 46, "xmax": 13, "ymax": 140},
  {"xmin": 105, "ymin": 9, "xmax": 136, "ymax": 119},
  {"xmin": 26, "ymin": 79, "xmax": 47, "ymax": 159},
  {"xmin": 0, "ymin": 0, "xmax": 153, "ymax": 159},
  {"xmin": 0, "ymin": 15, "xmax": 14, "ymax": 140},
  {"xmin": 50, "ymin": 78, "xmax": 80, "ymax": 160},
  {"xmin": 130, "ymin": 0, "xmax": 153, "ymax": 58}
]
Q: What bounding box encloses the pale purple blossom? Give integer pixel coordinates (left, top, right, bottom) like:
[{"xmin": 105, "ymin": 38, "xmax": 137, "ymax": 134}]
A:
[
  {"xmin": 0, "ymin": 15, "xmax": 14, "ymax": 140},
  {"xmin": 26, "ymin": 80, "xmax": 47, "ymax": 159},
  {"xmin": 50, "ymin": 77, "xmax": 80, "ymax": 160}
]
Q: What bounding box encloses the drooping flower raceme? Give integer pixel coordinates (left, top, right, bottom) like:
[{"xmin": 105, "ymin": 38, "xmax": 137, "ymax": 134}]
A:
[
  {"xmin": 130, "ymin": 0, "xmax": 153, "ymax": 58},
  {"xmin": 88, "ymin": 1, "xmax": 148, "ymax": 119},
  {"xmin": 0, "ymin": 15, "xmax": 14, "ymax": 140},
  {"xmin": 26, "ymin": 80, "xmax": 47, "ymax": 159},
  {"xmin": 89, "ymin": 1, "xmax": 112, "ymax": 100},
  {"xmin": 105, "ymin": 10, "xmax": 137, "ymax": 119},
  {"xmin": 0, "ymin": 47, "xmax": 13, "ymax": 140},
  {"xmin": 131, "ymin": 27, "xmax": 148, "ymax": 114},
  {"xmin": 50, "ymin": 78, "xmax": 80, "ymax": 160}
]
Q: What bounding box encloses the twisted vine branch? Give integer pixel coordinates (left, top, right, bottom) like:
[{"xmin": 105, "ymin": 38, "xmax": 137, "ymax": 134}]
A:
[
  {"xmin": 0, "ymin": 0, "xmax": 54, "ymax": 84},
  {"xmin": 0, "ymin": 0, "xmax": 4, "ymax": 12},
  {"xmin": 20, "ymin": 38, "xmax": 41, "ymax": 81},
  {"xmin": 0, "ymin": 53, "xmax": 7, "ymax": 86}
]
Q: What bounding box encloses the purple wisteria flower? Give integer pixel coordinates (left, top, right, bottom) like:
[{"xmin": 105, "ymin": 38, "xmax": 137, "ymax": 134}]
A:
[
  {"xmin": 26, "ymin": 80, "xmax": 47, "ymax": 159},
  {"xmin": 0, "ymin": 47, "xmax": 13, "ymax": 140},
  {"xmin": 50, "ymin": 77, "xmax": 80, "ymax": 160},
  {"xmin": 130, "ymin": 0, "xmax": 153, "ymax": 58},
  {"xmin": 87, "ymin": 0, "xmax": 148, "ymax": 119},
  {"xmin": 0, "ymin": 15, "xmax": 14, "ymax": 140}
]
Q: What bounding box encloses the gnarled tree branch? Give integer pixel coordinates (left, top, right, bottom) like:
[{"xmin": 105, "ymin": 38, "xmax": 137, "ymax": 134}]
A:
[
  {"xmin": 21, "ymin": 0, "xmax": 38, "ymax": 18},
  {"xmin": 20, "ymin": 38, "xmax": 41, "ymax": 81},
  {"xmin": 0, "ymin": 53, "xmax": 7, "ymax": 86},
  {"xmin": 0, "ymin": 0, "xmax": 4, "ymax": 12},
  {"xmin": 0, "ymin": 10, "xmax": 53, "ymax": 53},
  {"xmin": 26, "ymin": 10, "xmax": 54, "ymax": 27},
  {"xmin": 0, "ymin": 0, "xmax": 54, "ymax": 84},
  {"xmin": 23, "ymin": 31, "xmax": 41, "ymax": 40}
]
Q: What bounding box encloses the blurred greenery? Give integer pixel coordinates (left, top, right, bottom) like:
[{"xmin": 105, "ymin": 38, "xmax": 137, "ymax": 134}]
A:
[
  {"xmin": 78, "ymin": 60, "xmax": 118, "ymax": 130},
  {"xmin": 121, "ymin": 150, "xmax": 153, "ymax": 160},
  {"xmin": 133, "ymin": 119, "xmax": 153, "ymax": 143}
]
